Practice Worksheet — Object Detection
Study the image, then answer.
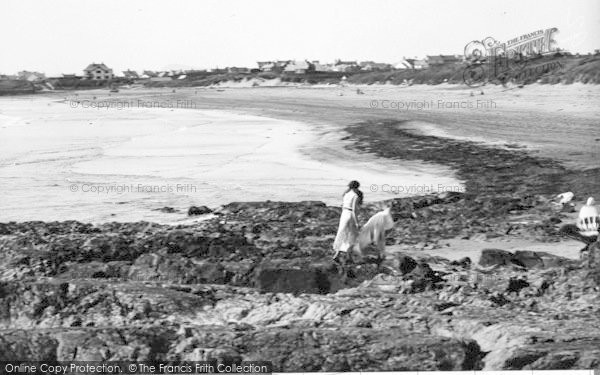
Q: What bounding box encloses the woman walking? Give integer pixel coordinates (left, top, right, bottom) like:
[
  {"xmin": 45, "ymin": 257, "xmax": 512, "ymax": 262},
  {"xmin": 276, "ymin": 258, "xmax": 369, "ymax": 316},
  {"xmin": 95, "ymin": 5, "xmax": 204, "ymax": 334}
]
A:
[{"xmin": 333, "ymin": 180, "xmax": 363, "ymax": 263}]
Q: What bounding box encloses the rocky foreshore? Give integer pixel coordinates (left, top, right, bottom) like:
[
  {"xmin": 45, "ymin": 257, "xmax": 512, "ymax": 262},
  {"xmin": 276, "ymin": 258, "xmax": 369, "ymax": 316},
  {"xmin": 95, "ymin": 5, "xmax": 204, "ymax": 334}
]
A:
[{"xmin": 1, "ymin": 194, "xmax": 599, "ymax": 370}]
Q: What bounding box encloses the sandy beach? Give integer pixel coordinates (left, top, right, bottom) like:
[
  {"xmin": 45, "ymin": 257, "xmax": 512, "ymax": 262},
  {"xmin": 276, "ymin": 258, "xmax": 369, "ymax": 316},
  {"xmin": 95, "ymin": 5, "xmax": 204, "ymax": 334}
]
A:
[
  {"xmin": 0, "ymin": 91, "xmax": 463, "ymax": 223},
  {"xmin": 150, "ymin": 83, "xmax": 599, "ymax": 164}
]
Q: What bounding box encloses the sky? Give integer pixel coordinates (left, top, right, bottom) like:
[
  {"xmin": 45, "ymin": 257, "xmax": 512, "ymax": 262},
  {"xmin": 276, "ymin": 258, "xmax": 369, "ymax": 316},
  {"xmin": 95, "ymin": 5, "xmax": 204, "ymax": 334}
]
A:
[{"xmin": 1, "ymin": 0, "xmax": 599, "ymax": 76}]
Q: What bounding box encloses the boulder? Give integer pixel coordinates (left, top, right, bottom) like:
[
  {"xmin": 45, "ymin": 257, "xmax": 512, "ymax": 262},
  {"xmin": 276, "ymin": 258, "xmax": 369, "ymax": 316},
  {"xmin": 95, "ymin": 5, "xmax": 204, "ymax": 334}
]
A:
[
  {"xmin": 536, "ymin": 252, "xmax": 578, "ymax": 269},
  {"xmin": 188, "ymin": 206, "xmax": 213, "ymax": 216},
  {"xmin": 128, "ymin": 253, "xmax": 228, "ymax": 284},
  {"xmin": 513, "ymin": 251, "xmax": 544, "ymax": 268},
  {"xmin": 479, "ymin": 249, "xmax": 515, "ymax": 267},
  {"xmin": 506, "ymin": 276, "xmax": 529, "ymax": 293},
  {"xmin": 450, "ymin": 257, "xmax": 472, "ymax": 268},
  {"xmin": 254, "ymin": 264, "xmax": 331, "ymax": 294},
  {"xmin": 404, "ymin": 262, "xmax": 444, "ymax": 292},
  {"xmin": 397, "ymin": 255, "xmax": 418, "ymax": 274}
]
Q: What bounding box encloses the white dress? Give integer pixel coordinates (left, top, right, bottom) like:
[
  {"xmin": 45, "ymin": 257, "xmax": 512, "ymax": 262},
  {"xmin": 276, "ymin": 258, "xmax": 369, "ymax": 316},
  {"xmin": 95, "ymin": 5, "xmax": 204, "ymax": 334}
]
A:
[{"xmin": 333, "ymin": 190, "xmax": 359, "ymax": 253}]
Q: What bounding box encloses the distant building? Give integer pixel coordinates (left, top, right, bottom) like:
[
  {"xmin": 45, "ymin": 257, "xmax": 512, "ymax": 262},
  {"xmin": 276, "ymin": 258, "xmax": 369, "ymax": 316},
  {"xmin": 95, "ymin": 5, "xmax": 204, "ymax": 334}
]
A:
[
  {"xmin": 257, "ymin": 61, "xmax": 274, "ymax": 71},
  {"xmin": 83, "ymin": 63, "xmax": 113, "ymax": 80},
  {"xmin": 426, "ymin": 55, "xmax": 464, "ymax": 66},
  {"xmin": 257, "ymin": 60, "xmax": 289, "ymax": 72},
  {"xmin": 333, "ymin": 59, "xmax": 359, "ymax": 72},
  {"xmin": 394, "ymin": 60, "xmax": 412, "ymax": 69},
  {"xmin": 168, "ymin": 70, "xmax": 184, "ymax": 77},
  {"xmin": 402, "ymin": 58, "xmax": 429, "ymax": 70},
  {"xmin": 283, "ymin": 60, "xmax": 311, "ymax": 74},
  {"xmin": 122, "ymin": 70, "xmax": 140, "ymax": 79},
  {"xmin": 359, "ymin": 61, "xmax": 392, "ymax": 71},
  {"xmin": 18, "ymin": 71, "xmax": 46, "ymax": 81},
  {"xmin": 313, "ymin": 63, "xmax": 334, "ymax": 72},
  {"xmin": 143, "ymin": 70, "xmax": 157, "ymax": 78},
  {"xmin": 227, "ymin": 67, "xmax": 250, "ymax": 73},
  {"xmin": 61, "ymin": 74, "xmax": 79, "ymax": 79}
]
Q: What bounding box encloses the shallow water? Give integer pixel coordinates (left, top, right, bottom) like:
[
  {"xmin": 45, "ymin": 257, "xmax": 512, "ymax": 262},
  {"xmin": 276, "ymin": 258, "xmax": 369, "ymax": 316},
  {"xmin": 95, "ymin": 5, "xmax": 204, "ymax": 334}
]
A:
[{"xmin": 0, "ymin": 94, "xmax": 462, "ymax": 223}]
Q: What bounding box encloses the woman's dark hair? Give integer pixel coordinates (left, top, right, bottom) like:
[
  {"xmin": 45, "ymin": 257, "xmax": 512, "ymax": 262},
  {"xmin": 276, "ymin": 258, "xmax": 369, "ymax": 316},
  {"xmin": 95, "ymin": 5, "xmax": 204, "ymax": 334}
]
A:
[{"xmin": 344, "ymin": 180, "xmax": 363, "ymax": 206}]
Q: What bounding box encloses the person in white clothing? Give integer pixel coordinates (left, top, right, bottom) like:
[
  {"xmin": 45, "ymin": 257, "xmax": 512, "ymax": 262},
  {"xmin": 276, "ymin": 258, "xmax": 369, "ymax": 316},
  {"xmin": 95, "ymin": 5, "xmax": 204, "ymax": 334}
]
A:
[
  {"xmin": 333, "ymin": 180, "xmax": 363, "ymax": 263},
  {"xmin": 577, "ymin": 197, "xmax": 599, "ymax": 235},
  {"xmin": 559, "ymin": 196, "xmax": 599, "ymax": 259}
]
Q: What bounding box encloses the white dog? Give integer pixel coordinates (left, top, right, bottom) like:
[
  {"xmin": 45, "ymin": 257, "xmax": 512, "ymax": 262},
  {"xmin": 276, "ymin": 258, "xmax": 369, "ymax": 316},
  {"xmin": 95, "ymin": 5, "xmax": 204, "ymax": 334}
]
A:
[
  {"xmin": 555, "ymin": 191, "xmax": 574, "ymax": 205},
  {"xmin": 357, "ymin": 207, "xmax": 395, "ymax": 258}
]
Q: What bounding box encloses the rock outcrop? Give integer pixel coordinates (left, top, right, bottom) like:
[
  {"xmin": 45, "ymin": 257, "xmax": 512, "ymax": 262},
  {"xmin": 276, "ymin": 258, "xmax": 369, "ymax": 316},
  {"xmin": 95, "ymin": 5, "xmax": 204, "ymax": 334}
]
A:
[{"xmin": 0, "ymin": 200, "xmax": 598, "ymax": 371}]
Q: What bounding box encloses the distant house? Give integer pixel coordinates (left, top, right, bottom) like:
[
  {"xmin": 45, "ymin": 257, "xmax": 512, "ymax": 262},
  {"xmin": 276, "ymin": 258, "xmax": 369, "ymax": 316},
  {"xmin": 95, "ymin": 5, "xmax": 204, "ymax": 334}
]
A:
[
  {"xmin": 284, "ymin": 60, "xmax": 311, "ymax": 74},
  {"xmin": 18, "ymin": 71, "xmax": 46, "ymax": 81},
  {"xmin": 257, "ymin": 60, "xmax": 289, "ymax": 72},
  {"xmin": 313, "ymin": 63, "xmax": 334, "ymax": 72},
  {"xmin": 227, "ymin": 67, "xmax": 250, "ymax": 74},
  {"xmin": 143, "ymin": 70, "xmax": 157, "ymax": 78},
  {"xmin": 61, "ymin": 74, "xmax": 79, "ymax": 79},
  {"xmin": 122, "ymin": 70, "xmax": 139, "ymax": 79},
  {"xmin": 257, "ymin": 61, "xmax": 274, "ymax": 71},
  {"xmin": 333, "ymin": 59, "xmax": 359, "ymax": 72},
  {"xmin": 168, "ymin": 70, "xmax": 184, "ymax": 77},
  {"xmin": 359, "ymin": 61, "xmax": 392, "ymax": 71},
  {"xmin": 426, "ymin": 55, "xmax": 464, "ymax": 66},
  {"xmin": 83, "ymin": 63, "xmax": 113, "ymax": 80},
  {"xmin": 403, "ymin": 58, "xmax": 428, "ymax": 70},
  {"xmin": 394, "ymin": 60, "xmax": 412, "ymax": 69}
]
